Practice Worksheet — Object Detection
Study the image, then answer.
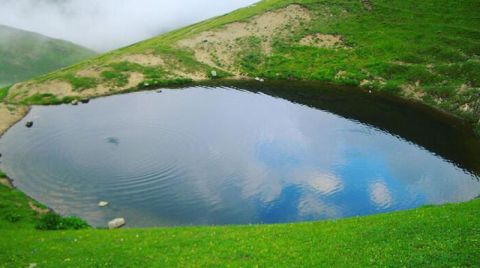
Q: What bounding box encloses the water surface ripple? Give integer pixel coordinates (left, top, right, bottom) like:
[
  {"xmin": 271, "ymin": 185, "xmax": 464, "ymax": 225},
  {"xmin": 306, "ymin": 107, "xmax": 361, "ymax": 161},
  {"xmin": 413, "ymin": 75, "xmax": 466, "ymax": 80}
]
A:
[{"xmin": 0, "ymin": 84, "xmax": 479, "ymax": 227}]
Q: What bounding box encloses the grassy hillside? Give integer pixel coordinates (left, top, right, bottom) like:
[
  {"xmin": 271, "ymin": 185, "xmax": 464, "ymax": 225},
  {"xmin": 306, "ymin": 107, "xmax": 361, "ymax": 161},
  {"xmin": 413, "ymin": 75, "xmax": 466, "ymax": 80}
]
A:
[
  {"xmin": 0, "ymin": 169, "xmax": 479, "ymax": 267},
  {"xmin": 3, "ymin": 0, "xmax": 480, "ymax": 134},
  {"xmin": 0, "ymin": 25, "xmax": 96, "ymax": 86},
  {"xmin": 1, "ymin": 1, "xmax": 480, "ymax": 266}
]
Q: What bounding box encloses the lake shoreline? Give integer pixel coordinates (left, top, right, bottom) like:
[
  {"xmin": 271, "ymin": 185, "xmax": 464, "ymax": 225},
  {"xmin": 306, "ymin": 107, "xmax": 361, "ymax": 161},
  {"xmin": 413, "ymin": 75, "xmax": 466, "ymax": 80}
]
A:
[{"xmin": 3, "ymin": 80, "xmax": 480, "ymax": 227}]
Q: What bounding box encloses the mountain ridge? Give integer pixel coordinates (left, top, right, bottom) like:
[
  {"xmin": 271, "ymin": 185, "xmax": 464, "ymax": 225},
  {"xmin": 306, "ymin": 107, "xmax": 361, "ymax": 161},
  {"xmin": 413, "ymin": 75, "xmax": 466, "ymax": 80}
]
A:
[{"xmin": 0, "ymin": 24, "xmax": 96, "ymax": 86}]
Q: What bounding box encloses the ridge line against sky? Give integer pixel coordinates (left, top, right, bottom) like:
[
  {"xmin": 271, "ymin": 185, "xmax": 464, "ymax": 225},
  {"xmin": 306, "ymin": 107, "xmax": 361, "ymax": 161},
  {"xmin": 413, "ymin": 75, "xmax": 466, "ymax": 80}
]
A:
[{"xmin": 0, "ymin": 0, "xmax": 258, "ymax": 52}]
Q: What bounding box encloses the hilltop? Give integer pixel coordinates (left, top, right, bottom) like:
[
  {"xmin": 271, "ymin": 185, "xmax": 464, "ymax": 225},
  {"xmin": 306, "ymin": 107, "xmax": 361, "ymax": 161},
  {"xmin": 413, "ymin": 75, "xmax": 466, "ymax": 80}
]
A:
[
  {"xmin": 2, "ymin": 0, "xmax": 479, "ymax": 134},
  {"xmin": 0, "ymin": 25, "xmax": 96, "ymax": 86}
]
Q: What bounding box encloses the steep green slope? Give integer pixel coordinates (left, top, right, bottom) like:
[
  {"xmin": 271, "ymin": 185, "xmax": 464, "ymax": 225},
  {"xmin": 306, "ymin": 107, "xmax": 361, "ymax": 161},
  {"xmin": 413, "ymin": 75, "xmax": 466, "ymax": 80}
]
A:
[
  {"xmin": 0, "ymin": 25, "xmax": 96, "ymax": 86},
  {"xmin": 5, "ymin": 0, "xmax": 480, "ymax": 134}
]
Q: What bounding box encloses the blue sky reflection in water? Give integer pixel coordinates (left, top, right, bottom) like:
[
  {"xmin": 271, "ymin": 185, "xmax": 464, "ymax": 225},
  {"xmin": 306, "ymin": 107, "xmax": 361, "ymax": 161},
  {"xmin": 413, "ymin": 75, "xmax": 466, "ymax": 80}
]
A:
[{"xmin": 0, "ymin": 86, "xmax": 478, "ymax": 227}]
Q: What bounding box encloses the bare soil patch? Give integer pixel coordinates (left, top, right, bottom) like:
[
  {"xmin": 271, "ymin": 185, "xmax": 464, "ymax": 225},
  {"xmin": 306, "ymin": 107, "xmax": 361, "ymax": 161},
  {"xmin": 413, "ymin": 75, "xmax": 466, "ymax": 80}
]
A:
[
  {"xmin": 0, "ymin": 178, "xmax": 13, "ymax": 188},
  {"xmin": 177, "ymin": 4, "xmax": 312, "ymax": 73},
  {"xmin": 299, "ymin": 34, "xmax": 345, "ymax": 48},
  {"xmin": 9, "ymin": 80, "xmax": 74, "ymax": 102},
  {"xmin": 0, "ymin": 104, "xmax": 29, "ymax": 136},
  {"xmin": 115, "ymin": 54, "xmax": 165, "ymax": 67},
  {"xmin": 76, "ymin": 68, "xmax": 104, "ymax": 78},
  {"xmin": 28, "ymin": 201, "xmax": 50, "ymax": 215}
]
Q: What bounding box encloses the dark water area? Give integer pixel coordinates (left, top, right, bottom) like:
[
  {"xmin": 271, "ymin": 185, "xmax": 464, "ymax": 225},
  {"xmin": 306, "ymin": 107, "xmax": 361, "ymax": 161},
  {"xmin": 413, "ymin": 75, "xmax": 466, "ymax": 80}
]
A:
[{"xmin": 0, "ymin": 82, "xmax": 479, "ymax": 227}]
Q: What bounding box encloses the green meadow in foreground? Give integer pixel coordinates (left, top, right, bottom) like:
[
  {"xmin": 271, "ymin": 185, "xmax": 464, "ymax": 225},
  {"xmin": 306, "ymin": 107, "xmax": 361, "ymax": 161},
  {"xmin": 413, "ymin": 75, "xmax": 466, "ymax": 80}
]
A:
[{"xmin": 0, "ymin": 174, "xmax": 479, "ymax": 267}]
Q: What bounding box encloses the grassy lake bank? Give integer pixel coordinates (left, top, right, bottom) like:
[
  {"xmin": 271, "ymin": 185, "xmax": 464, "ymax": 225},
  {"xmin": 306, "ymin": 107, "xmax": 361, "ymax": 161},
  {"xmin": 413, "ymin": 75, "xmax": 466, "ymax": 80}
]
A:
[{"xmin": 0, "ymin": 175, "xmax": 479, "ymax": 267}]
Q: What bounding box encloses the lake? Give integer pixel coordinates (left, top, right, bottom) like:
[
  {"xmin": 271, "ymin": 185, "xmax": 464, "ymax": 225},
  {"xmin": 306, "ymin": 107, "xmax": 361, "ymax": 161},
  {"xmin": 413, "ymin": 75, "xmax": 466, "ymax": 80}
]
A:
[{"xmin": 1, "ymin": 81, "xmax": 479, "ymax": 227}]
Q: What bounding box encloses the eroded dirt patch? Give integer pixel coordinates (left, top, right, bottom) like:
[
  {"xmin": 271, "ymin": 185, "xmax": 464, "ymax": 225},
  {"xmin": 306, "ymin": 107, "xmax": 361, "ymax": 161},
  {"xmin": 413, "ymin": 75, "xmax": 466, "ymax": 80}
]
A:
[
  {"xmin": 115, "ymin": 54, "xmax": 165, "ymax": 67},
  {"xmin": 9, "ymin": 70, "xmax": 147, "ymax": 102},
  {"xmin": 76, "ymin": 68, "xmax": 104, "ymax": 78},
  {"xmin": 299, "ymin": 33, "xmax": 345, "ymax": 48},
  {"xmin": 0, "ymin": 178, "xmax": 13, "ymax": 188},
  {"xmin": 9, "ymin": 80, "xmax": 74, "ymax": 102},
  {"xmin": 177, "ymin": 4, "xmax": 313, "ymax": 73},
  {"xmin": 29, "ymin": 201, "xmax": 50, "ymax": 215},
  {"xmin": 362, "ymin": 0, "xmax": 373, "ymax": 11},
  {"xmin": 0, "ymin": 104, "xmax": 29, "ymax": 136}
]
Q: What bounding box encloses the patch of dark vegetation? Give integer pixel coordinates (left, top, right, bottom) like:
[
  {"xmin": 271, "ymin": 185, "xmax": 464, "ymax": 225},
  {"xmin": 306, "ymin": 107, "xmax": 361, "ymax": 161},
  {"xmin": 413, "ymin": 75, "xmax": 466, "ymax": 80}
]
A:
[
  {"xmin": 3, "ymin": 212, "xmax": 22, "ymax": 223},
  {"xmin": 138, "ymin": 78, "xmax": 193, "ymax": 89},
  {"xmin": 381, "ymin": 80, "xmax": 402, "ymax": 93},
  {"xmin": 35, "ymin": 212, "xmax": 89, "ymax": 231},
  {"xmin": 20, "ymin": 93, "xmax": 76, "ymax": 105}
]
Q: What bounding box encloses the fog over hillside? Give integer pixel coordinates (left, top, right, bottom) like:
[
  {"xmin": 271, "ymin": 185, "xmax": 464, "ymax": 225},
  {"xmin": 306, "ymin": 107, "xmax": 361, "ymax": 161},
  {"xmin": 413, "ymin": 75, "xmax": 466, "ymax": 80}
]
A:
[{"xmin": 0, "ymin": 0, "xmax": 258, "ymax": 52}]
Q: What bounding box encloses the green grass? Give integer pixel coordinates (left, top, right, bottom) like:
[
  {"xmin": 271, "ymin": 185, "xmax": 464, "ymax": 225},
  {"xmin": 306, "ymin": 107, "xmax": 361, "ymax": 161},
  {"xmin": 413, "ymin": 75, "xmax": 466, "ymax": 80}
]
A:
[
  {"xmin": 0, "ymin": 85, "xmax": 10, "ymax": 102},
  {"xmin": 19, "ymin": 93, "xmax": 76, "ymax": 106},
  {"xmin": 1, "ymin": 167, "xmax": 479, "ymax": 266},
  {"xmin": 62, "ymin": 74, "xmax": 98, "ymax": 91},
  {"xmin": 0, "ymin": 171, "xmax": 89, "ymax": 231},
  {"xmin": 2, "ymin": 1, "xmax": 480, "ymax": 265},
  {"xmin": 0, "ymin": 195, "xmax": 478, "ymax": 266},
  {"xmin": 6, "ymin": 0, "xmax": 480, "ymax": 132},
  {"xmin": 101, "ymin": 70, "xmax": 129, "ymax": 87},
  {"xmin": 1, "ymin": 170, "xmax": 479, "ymax": 267},
  {"xmin": 0, "ymin": 25, "xmax": 96, "ymax": 86},
  {"xmin": 0, "ymin": 171, "xmax": 43, "ymax": 230}
]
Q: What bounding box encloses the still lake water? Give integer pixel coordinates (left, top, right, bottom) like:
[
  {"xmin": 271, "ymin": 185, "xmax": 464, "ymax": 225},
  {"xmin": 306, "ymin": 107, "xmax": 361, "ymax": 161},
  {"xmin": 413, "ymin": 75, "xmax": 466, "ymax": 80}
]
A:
[{"xmin": 1, "ymin": 82, "xmax": 479, "ymax": 227}]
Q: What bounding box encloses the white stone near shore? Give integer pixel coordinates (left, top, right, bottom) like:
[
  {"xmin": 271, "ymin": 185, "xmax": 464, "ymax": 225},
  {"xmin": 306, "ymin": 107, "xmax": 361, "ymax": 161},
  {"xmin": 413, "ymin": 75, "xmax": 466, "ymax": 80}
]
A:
[
  {"xmin": 108, "ymin": 218, "xmax": 126, "ymax": 229},
  {"xmin": 98, "ymin": 201, "xmax": 109, "ymax": 207}
]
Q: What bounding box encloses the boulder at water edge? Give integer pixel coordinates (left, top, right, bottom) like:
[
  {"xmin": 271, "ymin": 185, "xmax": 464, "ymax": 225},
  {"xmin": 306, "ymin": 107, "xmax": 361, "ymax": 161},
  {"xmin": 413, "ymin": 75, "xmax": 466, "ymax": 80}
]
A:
[{"xmin": 108, "ymin": 218, "xmax": 126, "ymax": 229}]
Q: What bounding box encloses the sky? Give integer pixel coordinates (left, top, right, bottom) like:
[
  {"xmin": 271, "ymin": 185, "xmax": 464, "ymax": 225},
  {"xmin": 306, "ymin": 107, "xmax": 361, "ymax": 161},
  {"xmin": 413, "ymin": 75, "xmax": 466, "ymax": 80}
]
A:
[{"xmin": 0, "ymin": 0, "xmax": 258, "ymax": 52}]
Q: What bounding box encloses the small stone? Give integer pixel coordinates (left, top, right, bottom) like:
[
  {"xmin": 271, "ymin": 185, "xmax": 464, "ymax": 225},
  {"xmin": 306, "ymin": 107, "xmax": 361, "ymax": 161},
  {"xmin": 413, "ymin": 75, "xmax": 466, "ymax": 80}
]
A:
[
  {"xmin": 98, "ymin": 201, "xmax": 109, "ymax": 207},
  {"xmin": 156, "ymin": 89, "xmax": 162, "ymax": 93},
  {"xmin": 259, "ymin": 78, "xmax": 265, "ymax": 82},
  {"xmin": 369, "ymin": 90, "xmax": 372, "ymax": 94},
  {"xmin": 71, "ymin": 100, "xmax": 79, "ymax": 105},
  {"xmin": 108, "ymin": 218, "xmax": 126, "ymax": 229},
  {"xmin": 211, "ymin": 70, "xmax": 217, "ymax": 77},
  {"xmin": 255, "ymin": 77, "xmax": 261, "ymax": 81},
  {"xmin": 80, "ymin": 99, "xmax": 90, "ymax": 104},
  {"xmin": 25, "ymin": 121, "xmax": 33, "ymax": 128}
]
